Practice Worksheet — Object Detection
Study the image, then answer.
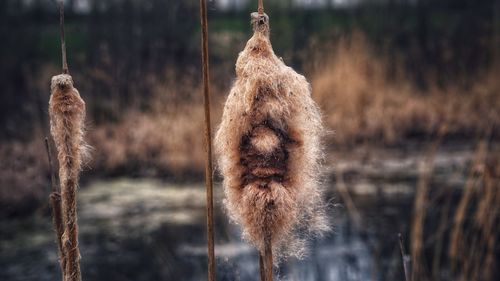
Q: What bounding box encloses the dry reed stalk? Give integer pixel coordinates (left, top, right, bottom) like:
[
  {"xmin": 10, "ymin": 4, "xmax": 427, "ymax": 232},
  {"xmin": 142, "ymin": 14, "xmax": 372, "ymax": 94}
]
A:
[
  {"xmin": 479, "ymin": 161, "xmax": 500, "ymax": 281},
  {"xmin": 410, "ymin": 125, "xmax": 446, "ymax": 281},
  {"xmin": 215, "ymin": 11, "xmax": 329, "ymax": 265},
  {"xmin": 481, "ymin": 168, "xmax": 499, "ymax": 281},
  {"xmin": 448, "ymin": 139, "xmax": 487, "ymax": 269},
  {"xmin": 335, "ymin": 166, "xmax": 362, "ymax": 228},
  {"xmin": 431, "ymin": 187, "xmax": 452, "ymax": 280},
  {"xmin": 398, "ymin": 233, "xmax": 411, "ymax": 281},
  {"xmin": 199, "ymin": 0, "xmax": 216, "ymax": 280},
  {"xmin": 49, "ymin": 74, "xmax": 87, "ymax": 281},
  {"xmin": 474, "ymin": 164, "xmax": 496, "ymax": 225},
  {"xmin": 45, "ymin": 137, "xmax": 66, "ymax": 280},
  {"xmin": 461, "ymin": 156, "xmax": 499, "ymax": 281}
]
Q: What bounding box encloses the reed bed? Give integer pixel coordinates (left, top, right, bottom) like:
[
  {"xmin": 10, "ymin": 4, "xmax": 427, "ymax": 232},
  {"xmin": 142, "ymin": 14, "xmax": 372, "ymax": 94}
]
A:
[
  {"xmin": 411, "ymin": 125, "xmax": 447, "ymax": 280},
  {"xmin": 446, "ymin": 139, "xmax": 499, "ymax": 281},
  {"xmin": 407, "ymin": 132, "xmax": 499, "ymax": 281},
  {"xmin": 3, "ymin": 32, "xmax": 498, "ymax": 196},
  {"xmin": 308, "ymin": 32, "xmax": 500, "ymax": 145}
]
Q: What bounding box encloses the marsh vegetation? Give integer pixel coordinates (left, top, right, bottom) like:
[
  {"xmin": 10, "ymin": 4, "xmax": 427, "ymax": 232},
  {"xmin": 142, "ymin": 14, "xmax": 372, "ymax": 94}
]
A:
[{"xmin": 0, "ymin": 0, "xmax": 498, "ymax": 280}]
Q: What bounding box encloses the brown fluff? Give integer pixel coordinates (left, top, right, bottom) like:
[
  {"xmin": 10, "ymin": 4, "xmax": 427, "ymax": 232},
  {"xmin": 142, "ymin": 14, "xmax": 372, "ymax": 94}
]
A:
[
  {"xmin": 49, "ymin": 74, "xmax": 87, "ymax": 281},
  {"xmin": 215, "ymin": 13, "xmax": 329, "ymax": 260}
]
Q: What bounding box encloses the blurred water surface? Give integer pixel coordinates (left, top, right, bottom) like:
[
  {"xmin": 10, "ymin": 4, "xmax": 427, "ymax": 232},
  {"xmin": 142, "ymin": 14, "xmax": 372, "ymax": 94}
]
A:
[{"xmin": 0, "ymin": 145, "xmax": 475, "ymax": 281}]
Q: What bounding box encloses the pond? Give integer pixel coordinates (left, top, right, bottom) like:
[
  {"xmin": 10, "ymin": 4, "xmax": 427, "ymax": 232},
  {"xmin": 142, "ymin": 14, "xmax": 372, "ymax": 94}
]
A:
[{"xmin": 0, "ymin": 144, "xmax": 474, "ymax": 281}]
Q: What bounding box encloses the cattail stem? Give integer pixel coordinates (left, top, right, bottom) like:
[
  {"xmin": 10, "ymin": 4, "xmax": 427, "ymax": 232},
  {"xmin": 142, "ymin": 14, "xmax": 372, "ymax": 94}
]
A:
[
  {"xmin": 45, "ymin": 137, "xmax": 58, "ymax": 193},
  {"xmin": 50, "ymin": 193, "xmax": 66, "ymax": 278},
  {"xmin": 258, "ymin": 0, "xmax": 264, "ymax": 15},
  {"xmin": 199, "ymin": 0, "xmax": 216, "ymax": 280},
  {"xmin": 61, "ymin": 175, "xmax": 82, "ymax": 281},
  {"xmin": 59, "ymin": 0, "xmax": 68, "ymax": 74},
  {"xmin": 45, "ymin": 137, "xmax": 66, "ymax": 280},
  {"xmin": 259, "ymin": 253, "xmax": 265, "ymax": 281},
  {"xmin": 263, "ymin": 234, "xmax": 273, "ymax": 281}
]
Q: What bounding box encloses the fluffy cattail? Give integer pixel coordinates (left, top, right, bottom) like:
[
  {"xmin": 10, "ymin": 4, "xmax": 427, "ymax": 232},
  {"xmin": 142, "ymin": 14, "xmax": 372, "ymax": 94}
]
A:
[
  {"xmin": 49, "ymin": 74, "xmax": 87, "ymax": 281},
  {"xmin": 215, "ymin": 12, "xmax": 329, "ymax": 260}
]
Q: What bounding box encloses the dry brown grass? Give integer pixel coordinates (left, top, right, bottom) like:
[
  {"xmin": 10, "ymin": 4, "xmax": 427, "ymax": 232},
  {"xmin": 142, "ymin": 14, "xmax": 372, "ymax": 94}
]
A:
[
  {"xmin": 446, "ymin": 140, "xmax": 499, "ymax": 281},
  {"xmin": 407, "ymin": 134, "xmax": 499, "ymax": 281},
  {"xmin": 0, "ymin": 140, "xmax": 48, "ymax": 217},
  {"xmin": 309, "ymin": 32, "xmax": 499, "ymax": 145},
  {"xmin": 82, "ymin": 32, "xmax": 498, "ymax": 177},
  {"xmin": 89, "ymin": 106, "xmax": 206, "ymax": 177},
  {"xmin": 2, "ymin": 31, "xmax": 499, "ymax": 219},
  {"xmin": 75, "ymin": 33, "xmax": 500, "ymax": 182}
]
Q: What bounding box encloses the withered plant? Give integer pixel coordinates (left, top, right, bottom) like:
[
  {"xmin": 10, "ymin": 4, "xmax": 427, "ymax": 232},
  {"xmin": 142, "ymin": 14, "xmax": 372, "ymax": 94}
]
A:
[
  {"xmin": 47, "ymin": 3, "xmax": 88, "ymax": 280},
  {"xmin": 49, "ymin": 73, "xmax": 87, "ymax": 281},
  {"xmin": 215, "ymin": 11, "xmax": 330, "ymax": 266}
]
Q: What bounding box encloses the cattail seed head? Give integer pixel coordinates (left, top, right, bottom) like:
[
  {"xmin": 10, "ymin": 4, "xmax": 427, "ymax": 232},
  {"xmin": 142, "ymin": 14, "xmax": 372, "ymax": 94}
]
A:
[
  {"xmin": 49, "ymin": 74, "xmax": 87, "ymax": 179},
  {"xmin": 215, "ymin": 13, "xmax": 330, "ymax": 260},
  {"xmin": 49, "ymin": 73, "xmax": 87, "ymax": 281}
]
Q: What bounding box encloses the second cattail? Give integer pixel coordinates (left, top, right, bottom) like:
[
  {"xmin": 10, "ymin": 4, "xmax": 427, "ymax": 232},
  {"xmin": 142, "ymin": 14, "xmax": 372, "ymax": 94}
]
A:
[
  {"xmin": 215, "ymin": 12, "xmax": 330, "ymax": 262},
  {"xmin": 49, "ymin": 74, "xmax": 87, "ymax": 281}
]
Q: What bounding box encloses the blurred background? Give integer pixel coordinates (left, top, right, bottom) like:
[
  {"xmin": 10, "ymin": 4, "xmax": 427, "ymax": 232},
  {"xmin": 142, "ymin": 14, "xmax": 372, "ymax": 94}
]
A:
[{"xmin": 0, "ymin": 0, "xmax": 499, "ymax": 280}]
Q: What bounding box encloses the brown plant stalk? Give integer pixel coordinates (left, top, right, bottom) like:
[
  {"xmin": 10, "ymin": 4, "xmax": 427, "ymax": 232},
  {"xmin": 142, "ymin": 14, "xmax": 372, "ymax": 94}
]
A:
[
  {"xmin": 214, "ymin": 10, "xmax": 329, "ymax": 274},
  {"xmin": 199, "ymin": 0, "xmax": 216, "ymax": 280},
  {"xmin": 410, "ymin": 125, "xmax": 446, "ymax": 281},
  {"xmin": 447, "ymin": 137, "xmax": 495, "ymax": 281},
  {"xmin": 49, "ymin": 73, "xmax": 87, "ymax": 281},
  {"xmin": 45, "ymin": 137, "xmax": 66, "ymax": 280},
  {"xmin": 448, "ymin": 139, "xmax": 487, "ymax": 270},
  {"xmin": 398, "ymin": 233, "xmax": 411, "ymax": 281}
]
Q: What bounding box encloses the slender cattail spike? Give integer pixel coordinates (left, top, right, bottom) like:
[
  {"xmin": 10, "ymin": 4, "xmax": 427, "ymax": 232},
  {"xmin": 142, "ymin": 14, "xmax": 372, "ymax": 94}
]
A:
[
  {"xmin": 215, "ymin": 12, "xmax": 330, "ymax": 262},
  {"xmin": 49, "ymin": 74, "xmax": 86, "ymax": 281},
  {"xmin": 59, "ymin": 0, "xmax": 68, "ymax": 74}
]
